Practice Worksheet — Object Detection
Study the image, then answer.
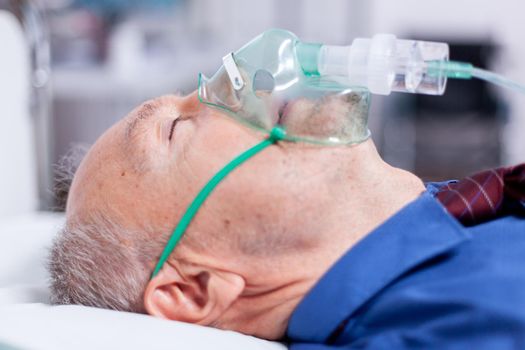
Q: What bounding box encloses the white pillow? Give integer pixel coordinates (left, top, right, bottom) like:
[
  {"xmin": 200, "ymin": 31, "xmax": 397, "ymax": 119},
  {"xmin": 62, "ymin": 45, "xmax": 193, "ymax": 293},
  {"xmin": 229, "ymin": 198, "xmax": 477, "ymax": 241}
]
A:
[
  {"xmin": 0, "ymin": 211, "xmax": 64, "ymax": 289},
  {"xmin": 0, "ymin": 213, "xmax": 287, "ymax": 350},
  {"xmin": 0, "ymin": 304, "xmax": 286, "ymax": 350}
]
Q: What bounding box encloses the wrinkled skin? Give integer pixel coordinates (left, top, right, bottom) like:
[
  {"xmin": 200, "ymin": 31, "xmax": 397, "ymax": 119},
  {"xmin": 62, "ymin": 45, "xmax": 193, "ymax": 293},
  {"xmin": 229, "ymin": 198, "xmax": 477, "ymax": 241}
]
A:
[{"xmin": 67, "ymin": 92, "xmax": 424, "ymax": 339}]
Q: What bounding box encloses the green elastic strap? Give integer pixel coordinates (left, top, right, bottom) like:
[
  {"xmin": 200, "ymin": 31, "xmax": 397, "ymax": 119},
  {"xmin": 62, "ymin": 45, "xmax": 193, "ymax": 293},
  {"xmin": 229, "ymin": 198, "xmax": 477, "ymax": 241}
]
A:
[{"xmin": 150, "ymin": 126, "xmax": 287, "ymax": 278}]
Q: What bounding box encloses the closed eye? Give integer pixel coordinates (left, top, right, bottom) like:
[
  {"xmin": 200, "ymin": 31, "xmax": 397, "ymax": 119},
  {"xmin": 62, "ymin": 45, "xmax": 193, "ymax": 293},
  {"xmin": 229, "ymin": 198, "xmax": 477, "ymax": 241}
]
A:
[
  {"xmin": 168, "ymin": 119, "xmax": 178, "ymax": 141},
  {"xmin": 168, "ymin": 114, "xmax": 192, "ymax": 142}
]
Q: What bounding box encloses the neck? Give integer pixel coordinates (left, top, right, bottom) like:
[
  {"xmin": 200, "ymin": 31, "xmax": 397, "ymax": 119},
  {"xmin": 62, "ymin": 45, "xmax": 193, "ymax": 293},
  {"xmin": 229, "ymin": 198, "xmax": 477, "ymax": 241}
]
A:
[
  {"xmin": 288, "ymin": 139, "xmax": 426, "ymax": 269},
  {"xmin": 321, "ymin": 142, "xmax": 426, "ymax": 262},
  {"xmin": 219, "ymin": 278, "xmax": 312, "ymax": 339},
  {"xmin": 219, "ymin": 140, "xmax": 426, "ymax": 340}
]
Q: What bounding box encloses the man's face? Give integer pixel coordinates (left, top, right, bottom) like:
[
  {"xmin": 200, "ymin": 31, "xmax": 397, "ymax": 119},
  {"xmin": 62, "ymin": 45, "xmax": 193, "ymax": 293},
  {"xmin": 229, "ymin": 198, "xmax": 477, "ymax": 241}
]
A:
[
  {"xmin": 65, "ymin": 92, "xmax": 385, "ymax": 338},
  {"xmin": 68, "ymin": 93, "xmax": 356, "ymax": 267}
]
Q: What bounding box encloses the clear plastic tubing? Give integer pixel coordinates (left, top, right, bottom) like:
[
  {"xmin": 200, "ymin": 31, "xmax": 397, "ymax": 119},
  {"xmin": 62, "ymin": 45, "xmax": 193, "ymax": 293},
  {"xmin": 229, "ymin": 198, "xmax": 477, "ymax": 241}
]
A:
[{"xmin": 470, "ymin": 67, "xmax": 525, "ymax": 94}]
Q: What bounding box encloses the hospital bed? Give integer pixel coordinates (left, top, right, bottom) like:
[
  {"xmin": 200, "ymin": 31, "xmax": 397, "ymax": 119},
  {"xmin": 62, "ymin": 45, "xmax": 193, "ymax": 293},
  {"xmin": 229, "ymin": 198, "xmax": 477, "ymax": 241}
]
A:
[{"xmin": 0, "ymin": 3, "xmax": 285, "ymax": 349}]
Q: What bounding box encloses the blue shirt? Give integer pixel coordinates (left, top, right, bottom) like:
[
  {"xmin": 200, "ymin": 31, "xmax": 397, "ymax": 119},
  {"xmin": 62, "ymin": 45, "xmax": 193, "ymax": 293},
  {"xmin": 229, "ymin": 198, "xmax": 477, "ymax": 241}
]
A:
[{"xmin": 287, "ymin": 183, "xmax": 525, "ymax": 349}]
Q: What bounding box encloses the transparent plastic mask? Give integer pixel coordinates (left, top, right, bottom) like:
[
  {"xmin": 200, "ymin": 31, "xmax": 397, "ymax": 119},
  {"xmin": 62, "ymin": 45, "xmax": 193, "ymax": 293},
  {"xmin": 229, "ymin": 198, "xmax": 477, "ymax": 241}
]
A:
[{"xmin": 198, "ymin": 29, "xmax": 371, "ymax": 145}]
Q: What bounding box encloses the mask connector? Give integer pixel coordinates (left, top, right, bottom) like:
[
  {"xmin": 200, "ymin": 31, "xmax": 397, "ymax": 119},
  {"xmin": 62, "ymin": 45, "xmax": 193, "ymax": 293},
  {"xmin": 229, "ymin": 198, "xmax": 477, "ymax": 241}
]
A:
[{"xmin": 316, "ymin": 34, "xmax": 450, "ymax": 95}]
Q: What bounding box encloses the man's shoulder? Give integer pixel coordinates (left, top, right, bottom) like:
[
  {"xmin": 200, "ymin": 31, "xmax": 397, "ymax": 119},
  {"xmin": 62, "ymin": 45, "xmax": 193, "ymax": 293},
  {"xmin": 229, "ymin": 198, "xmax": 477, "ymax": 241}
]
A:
[
  {"xmin": 287, "ymin": 190, "xmax": 525, "ymax": 347},
  {"xmin": 461, "ymin": 214, "xmax": 525, "ymax": 259}
]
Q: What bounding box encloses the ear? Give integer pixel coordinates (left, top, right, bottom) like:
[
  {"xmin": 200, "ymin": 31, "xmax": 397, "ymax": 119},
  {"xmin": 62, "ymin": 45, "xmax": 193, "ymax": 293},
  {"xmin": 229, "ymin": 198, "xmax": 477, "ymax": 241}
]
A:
[{"xmin": 143, "ymin": 260, "xmax": 245, "ymax": 325}]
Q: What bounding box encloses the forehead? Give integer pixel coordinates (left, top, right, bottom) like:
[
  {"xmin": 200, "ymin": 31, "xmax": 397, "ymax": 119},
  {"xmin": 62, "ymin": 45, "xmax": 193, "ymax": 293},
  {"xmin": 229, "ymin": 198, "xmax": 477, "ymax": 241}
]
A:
[
  {"xmin": 66, "ymin": 96, "xmax": 181, "ymax": 216},
  {"xmin": 65, "ymin": 120, "xmax": 123, "ymax": 215}
]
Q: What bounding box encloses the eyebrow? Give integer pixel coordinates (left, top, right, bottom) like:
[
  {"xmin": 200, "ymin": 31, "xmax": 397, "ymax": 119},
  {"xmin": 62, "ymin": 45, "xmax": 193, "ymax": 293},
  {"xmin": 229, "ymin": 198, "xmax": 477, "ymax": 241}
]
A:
[{"xmin": 125, "ymin": 102, "xmax": 161, "ymax": 140}]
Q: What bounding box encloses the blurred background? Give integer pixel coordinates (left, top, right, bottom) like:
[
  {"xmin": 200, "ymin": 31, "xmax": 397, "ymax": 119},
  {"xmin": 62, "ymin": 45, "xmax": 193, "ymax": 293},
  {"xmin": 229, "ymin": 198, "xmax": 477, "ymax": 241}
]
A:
[{"xmin": 0, "ymin": 0, "xmax": 524, "ymax": 213}]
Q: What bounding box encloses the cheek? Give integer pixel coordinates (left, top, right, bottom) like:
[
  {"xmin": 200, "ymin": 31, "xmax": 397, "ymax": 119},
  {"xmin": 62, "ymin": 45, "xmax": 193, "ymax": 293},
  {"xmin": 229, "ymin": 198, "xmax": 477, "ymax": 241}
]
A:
[
  {"xmin": 167, "ymin": 110, "xmax": 333, "ymax": 235},
  {"xmin": 197, "ymin": 110, "xmax": 265, "ymax": 152},
  {"xmin": 163, "ymin": 110, "xmax": 271, "ymax": 220},
  {"xmin": 209, "ymin": 148, "xmax": 312, "ymax": 222},
  {"xmin": 205, "ymin": 156, "xmax": 330, "ymax": 256},
  {"xmin": 171, "ymin": 109, "xmax": 277, "ymax": 202}
]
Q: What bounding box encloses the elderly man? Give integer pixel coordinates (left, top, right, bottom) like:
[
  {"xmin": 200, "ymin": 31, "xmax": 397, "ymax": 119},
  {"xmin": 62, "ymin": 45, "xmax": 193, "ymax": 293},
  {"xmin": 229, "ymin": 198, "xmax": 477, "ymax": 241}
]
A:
[{"xmin": 50, "ymin": 92, "xmax": 525, "ymax": 349}]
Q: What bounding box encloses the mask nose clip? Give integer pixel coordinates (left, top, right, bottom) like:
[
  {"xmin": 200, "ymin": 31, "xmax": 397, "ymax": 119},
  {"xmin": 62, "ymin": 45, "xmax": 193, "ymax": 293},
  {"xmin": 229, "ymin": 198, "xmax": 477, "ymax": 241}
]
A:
[{"xmin": 222, "ymin": 52, "xmax": 245, "ymax": 90}]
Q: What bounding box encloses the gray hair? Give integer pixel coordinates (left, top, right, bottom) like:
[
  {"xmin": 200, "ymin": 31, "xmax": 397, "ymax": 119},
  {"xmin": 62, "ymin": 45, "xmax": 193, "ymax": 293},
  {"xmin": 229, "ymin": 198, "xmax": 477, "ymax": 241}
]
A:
[
  {"xmin": 48, "ymin": 145, "xmax": 169, "ymax": 312},
  {"xmin": 49, "ymin": 214, "xmax": 166, "ymax": 312},
  {"xmin": 52, "ymin": 144, "xmax": 89, "ymax": 211}
]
